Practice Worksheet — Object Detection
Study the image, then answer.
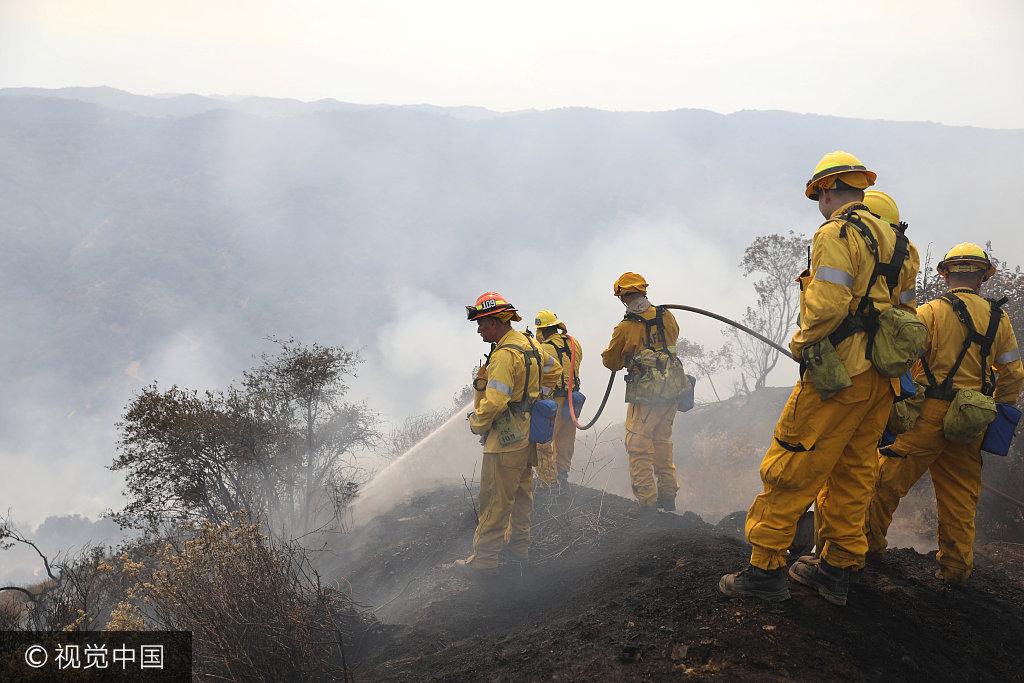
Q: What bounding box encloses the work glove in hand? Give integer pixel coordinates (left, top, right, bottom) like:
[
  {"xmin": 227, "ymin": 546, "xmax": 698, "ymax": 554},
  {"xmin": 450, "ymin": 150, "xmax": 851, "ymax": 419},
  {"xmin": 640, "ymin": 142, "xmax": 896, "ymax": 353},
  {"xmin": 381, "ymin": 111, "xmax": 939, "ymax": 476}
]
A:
[
  {"xmin": 467, "ymin": 411, "xmax": 489, "ymax": 436},
  {"xmin": 472, "ymin": 363, "xmax": 487, "ymax": 392}
]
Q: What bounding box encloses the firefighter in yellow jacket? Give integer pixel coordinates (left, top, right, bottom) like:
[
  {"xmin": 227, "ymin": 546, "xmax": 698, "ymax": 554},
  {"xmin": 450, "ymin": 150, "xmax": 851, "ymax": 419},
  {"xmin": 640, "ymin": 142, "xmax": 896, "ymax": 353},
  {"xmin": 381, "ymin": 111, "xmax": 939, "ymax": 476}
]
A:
[
  {"xmin": 866, "ymin": 244, "xmax": 1024, "ymax": 584},
  {"xmin": 811, "ymin": 189, "xmax": 915, "ymax": 546},
  {"xmin": 456, "ymin": 292, "xmax": 562, "ymax": 577},
  {"xmin": 533, "ymin": 310, "xmax": 583, "ymax": 492},
  {"xmin": 720, "ymin": 151, "xmax": 920, "ymax": 606},
  {"xmin": 602, "ymin": 272, "xmax": 683, "ymax": 512}
]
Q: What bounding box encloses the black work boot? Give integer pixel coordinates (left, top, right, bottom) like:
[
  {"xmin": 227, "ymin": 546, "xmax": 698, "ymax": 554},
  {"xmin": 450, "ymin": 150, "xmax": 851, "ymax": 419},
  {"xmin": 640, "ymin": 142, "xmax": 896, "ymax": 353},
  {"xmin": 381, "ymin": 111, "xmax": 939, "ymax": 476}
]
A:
[
  {"xmin": 789, "ymin": 555, "xmax": 850, "ymax": 605},
  {"xmin": 634, "ymin": 504, "xmax": 660, "ymax": 518},
  {"xmin": 656, "ymin": 496, "xmax": 676, "ymax": 512},
  {"xmin": 450, "ymin": 559, "xmax": 506, "ymax": 586},
  {"xmin": 501, "ymin": 549, "xmax": 529, "ymax": 579},
  {"xmin": 557, "ymin": 473, "xmax": 569, "ymax": 494},
  {"xmin": 719, "ymin": 565, "xmax": 791, "ymax": 602}
]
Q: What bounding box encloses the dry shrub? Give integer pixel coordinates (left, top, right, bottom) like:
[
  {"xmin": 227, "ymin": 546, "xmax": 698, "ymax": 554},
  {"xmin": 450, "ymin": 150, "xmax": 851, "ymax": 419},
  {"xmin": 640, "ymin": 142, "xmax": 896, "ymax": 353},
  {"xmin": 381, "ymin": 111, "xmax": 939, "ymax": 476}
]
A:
[
  {"xmin": 0, "ymin": 537, "xmax": 127, "ymax": 632},
  {"xmin": 129, "ymin": 516, "xmax": 369, "ymax": 681}
]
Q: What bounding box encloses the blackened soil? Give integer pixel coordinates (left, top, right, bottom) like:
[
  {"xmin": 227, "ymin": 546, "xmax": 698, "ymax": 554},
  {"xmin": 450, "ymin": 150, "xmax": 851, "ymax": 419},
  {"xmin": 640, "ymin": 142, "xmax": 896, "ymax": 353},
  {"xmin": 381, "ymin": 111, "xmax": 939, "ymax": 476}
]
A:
[{"xmin": 334, "ymin": 485, "xmax": 1024, "ymax": 681}]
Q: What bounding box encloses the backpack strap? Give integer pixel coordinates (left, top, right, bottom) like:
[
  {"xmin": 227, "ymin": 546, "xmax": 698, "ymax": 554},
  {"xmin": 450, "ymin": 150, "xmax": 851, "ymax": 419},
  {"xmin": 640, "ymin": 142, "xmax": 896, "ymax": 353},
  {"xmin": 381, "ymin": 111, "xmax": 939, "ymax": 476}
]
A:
[
  {"xmin": 828, "ymin": 208, "xmax": 908, "ymax": 359},
  {"xmin": 980, "ymin": 297, "xmax": 1007, "ymax": 395},
  {"xmin": 489, "ymin": 339, "xmax": 543, "ymax": 413},
  {"xmin": 623, "ymin": 306, "xmax": 670, "ymax": 353},
  {"xmin": 544, "ymin": 336, "xmax": 577, "ymax": 394},
  {"xmin": 922, "ymin": 293, "xmax": 1005, "ymax": 399}
]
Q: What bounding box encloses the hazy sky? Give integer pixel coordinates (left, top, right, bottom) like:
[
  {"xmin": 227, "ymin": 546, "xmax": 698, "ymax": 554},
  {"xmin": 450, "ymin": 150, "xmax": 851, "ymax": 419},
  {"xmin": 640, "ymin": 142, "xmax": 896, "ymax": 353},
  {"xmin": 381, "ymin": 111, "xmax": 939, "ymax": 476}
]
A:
[{"xmin": 2, "ymin": 0, "xmax": 1022, "ymax": 128}]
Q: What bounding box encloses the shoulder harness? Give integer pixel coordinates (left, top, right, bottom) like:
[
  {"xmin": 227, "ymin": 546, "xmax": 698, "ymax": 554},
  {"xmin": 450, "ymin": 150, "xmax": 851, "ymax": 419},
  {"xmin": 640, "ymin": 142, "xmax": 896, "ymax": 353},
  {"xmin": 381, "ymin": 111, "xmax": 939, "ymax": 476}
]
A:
[
  {"xmin": 921, "ymin": 293, "xmax": 1006, "ymax": 399},
  {"xmin": 543, "ymin": 336, "xmax": 579, "ymax": 395},
  {"xmin": 827, "ymin": 205, "xmax": 911, "ymax": 358},
  {"xmin": 623, "ymin": 305, "xmax": 671, "ymax": 353},
  {"xmin": 488, "ymin": 336, "xmax": 544, "ymax": 414}
]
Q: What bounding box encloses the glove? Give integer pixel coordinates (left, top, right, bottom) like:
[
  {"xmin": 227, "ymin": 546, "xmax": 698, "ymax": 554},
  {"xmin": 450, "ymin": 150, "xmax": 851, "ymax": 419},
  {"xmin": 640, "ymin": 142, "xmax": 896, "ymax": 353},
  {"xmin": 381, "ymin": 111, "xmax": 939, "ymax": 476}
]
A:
[
  {"xmin": 467, "ymin": 412, "xmax": 487, "ymax": 436},
  {"xmin": 467, "ymin": 412, "xmax": 491, "ymax": 443},
  {"xmin": 472, "ymin": 364, "xmax": 487, "ymax": 392}
]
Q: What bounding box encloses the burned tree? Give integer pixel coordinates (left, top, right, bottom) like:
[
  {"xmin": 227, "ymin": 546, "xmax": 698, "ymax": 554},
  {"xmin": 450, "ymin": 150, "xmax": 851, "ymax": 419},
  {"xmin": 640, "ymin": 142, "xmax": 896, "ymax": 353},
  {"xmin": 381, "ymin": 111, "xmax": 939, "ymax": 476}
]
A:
[
  {"xmin": 677, "ymin": 339, "xmax": 734, "ymax": 402},
  {"xmin": 729, "ymin": 231, "xmax": 809, "ymax": 390},
  {"xmin": 111, "ymin": 339, "xmax": 379, "ymax": 537}
]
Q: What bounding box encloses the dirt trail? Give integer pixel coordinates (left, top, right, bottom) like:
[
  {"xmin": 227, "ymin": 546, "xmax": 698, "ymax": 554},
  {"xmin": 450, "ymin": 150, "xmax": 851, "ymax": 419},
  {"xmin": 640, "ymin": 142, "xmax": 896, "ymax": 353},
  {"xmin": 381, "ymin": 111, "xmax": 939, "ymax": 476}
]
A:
[{"xmin": 333, "ymin": 484, "xmax": 1024, "ymax": 681}]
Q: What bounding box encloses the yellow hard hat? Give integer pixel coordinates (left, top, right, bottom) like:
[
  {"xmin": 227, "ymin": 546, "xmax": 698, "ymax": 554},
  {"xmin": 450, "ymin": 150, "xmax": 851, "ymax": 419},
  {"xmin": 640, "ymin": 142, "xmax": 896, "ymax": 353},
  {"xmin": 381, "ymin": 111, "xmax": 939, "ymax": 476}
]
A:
[
  {"xmin": 534, "ymin": 309, "xmax": 564, "ymax": 329},
  {"xmin": 466, "ymin": 291, "xmax": 522, "ymax": 322},
  {"xmin": 805, "ymin": 150, "xmax": 877, "ymax": 200},
  {"xmin": 937, "ymin": 243, "xmax": 996, "ymax": 281},
  {"xmin": 863, "ymin": 190, "xmax": 900, "ymax": 226},
  {"xmin": 613, "ymin": 272, "xmax": 648, "ymax": 297}
]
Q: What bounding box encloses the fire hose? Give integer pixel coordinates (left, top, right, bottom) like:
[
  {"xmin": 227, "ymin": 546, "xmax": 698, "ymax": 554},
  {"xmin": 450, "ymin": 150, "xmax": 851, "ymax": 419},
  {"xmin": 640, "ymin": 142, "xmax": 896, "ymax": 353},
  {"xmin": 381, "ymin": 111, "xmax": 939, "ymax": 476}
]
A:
[
  {"xmin": 565, "ymin": 303, "xmax": 791, "ymax": 430},
  {"xmin": 561, "ymin": 302, "xmax": 1024, "ymax": 510}
]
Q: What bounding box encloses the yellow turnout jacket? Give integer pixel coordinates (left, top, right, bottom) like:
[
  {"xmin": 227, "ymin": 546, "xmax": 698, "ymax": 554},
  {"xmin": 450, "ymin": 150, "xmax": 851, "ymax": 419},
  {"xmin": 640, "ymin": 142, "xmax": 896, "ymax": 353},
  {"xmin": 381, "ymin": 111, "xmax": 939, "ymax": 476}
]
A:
[
  {"xmin": 914, "ymin": 288, "xmax": 1024, "ymax": 404},
  {"xmin": 471, "ymin": 329, "xmax": 562, "ymax": 453},
  {"xmin": 601, "ymin": 306, "xmax": 680, "ymax": 372},
  {"xmin": 790, "ymin": 201, "xmax": 920, "ymax": 379}
]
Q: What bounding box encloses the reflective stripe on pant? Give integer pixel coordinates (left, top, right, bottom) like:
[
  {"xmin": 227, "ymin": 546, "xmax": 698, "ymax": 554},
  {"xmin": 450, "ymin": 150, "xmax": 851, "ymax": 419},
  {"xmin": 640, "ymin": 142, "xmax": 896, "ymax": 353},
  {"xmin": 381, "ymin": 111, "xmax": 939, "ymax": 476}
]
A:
[
  {"xmin": 746, "ymin": 369, "xmax": 893, "ymax": 570},
  {"xmin": 625, "ymin": 402, "xmax": 677, "ymax": 507},
  {"xmin": 866, "ymin": 398, "xmax": 983, "ymax": 582},
  {"xmin": 535, "ymin": 397, "xmax": 577, "ymax": 484},
  {"xmin": 468, "ymin": 443, "xmax": 535, "ymax": 568}
]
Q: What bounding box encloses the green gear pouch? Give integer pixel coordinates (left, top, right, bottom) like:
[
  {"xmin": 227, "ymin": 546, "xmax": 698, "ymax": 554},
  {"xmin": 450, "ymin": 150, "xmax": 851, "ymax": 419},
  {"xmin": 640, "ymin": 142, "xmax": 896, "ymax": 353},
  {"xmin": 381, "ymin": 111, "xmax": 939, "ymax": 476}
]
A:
[
  {"xmin": 871, "ymin": 307, "xmax": 929, "ymax": 378},
  {"xmin": 942, "ymin": 389, "xmax": 997, "ymax": 443},
  {"xmin": 886, "ymin": 384, "xmax": 926, "ymax": 435},
  {"xmin": 627, "ymin": 349, "xmax": 690, "ymax": 405},
  {"xmin": 802, "ymin": 338, "xmax": 852, "ymax": 401},
  {"xmin": 492, "ymin": 410, "xmax": 529, "ymax": 448},
  {"xmin": 624, "ymin": 375, "xmax": 639, "ymax": 404}
]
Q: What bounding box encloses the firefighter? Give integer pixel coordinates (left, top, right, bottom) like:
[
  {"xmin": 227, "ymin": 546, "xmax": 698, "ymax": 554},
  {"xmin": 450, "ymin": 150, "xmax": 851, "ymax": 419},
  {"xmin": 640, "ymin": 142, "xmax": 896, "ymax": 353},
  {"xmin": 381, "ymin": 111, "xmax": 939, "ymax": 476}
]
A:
[
  {"xmin": 533, "ymin": 310, "xmax": 583, "ymax": 492},
  {"xmin": 456, "ymin": 292, "xmax": 561, "ymax": 579},
  {"xmin": 601, "ymin": 273, "xmax": 688, "ymax": 513},
  {"xmin": 812, "ymin": 189, "xmax": 917, "ymax": 549},
  {"xmin": 720, "ymin": 151, "xmax": 921, "ymax": 606},
  {"xmin": 866, "ymin": 244, "xmax": 1024, "ymax": 584}
]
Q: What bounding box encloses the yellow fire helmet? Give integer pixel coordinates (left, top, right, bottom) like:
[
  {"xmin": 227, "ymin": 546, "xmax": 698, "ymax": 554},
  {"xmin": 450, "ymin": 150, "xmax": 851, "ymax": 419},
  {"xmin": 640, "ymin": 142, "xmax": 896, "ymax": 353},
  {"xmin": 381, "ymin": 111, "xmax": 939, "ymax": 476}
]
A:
[
  {"xmin": 613, "ymin": 272, "xmax": 649, "ymax": 297},
  {"xmin": 466, "ymin": 291, "xmax": 522, "ymax": 322},
  {"xmin": 863, "ymin": 190, "xmax": 900, "ymax": 226},
  {"xmin": 805, "ymin": 150, "xmax": 877, "ymax": 200},
  {"xmin": 937, "ymin": 243, "xmax": 996, "ymax": 281},
  {"xmin": 534, "ymin": 309, "xmax": 565, "ymax": 330}
]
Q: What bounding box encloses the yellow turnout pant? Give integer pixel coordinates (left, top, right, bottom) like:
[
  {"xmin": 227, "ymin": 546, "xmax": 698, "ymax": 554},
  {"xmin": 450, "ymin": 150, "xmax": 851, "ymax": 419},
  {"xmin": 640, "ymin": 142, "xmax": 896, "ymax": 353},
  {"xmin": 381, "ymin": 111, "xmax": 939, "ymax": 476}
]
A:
[
  {"xmin": 746, "ymin": 369, "xmax": 892, "ymax": 570},
  {"xmin": 468, "ymin": 443, "xmax": 535, "ymax": 569},
  {"xmin": 536, "ymin": 397, "xmax": 578, "ymax": 485},
  {"xmin": 625, "ymin": 402, "xmax": 677, "ymax": 507},
  {"xmin": 866, "ymin": 398, "xmax": 984, "ymax": 583}
]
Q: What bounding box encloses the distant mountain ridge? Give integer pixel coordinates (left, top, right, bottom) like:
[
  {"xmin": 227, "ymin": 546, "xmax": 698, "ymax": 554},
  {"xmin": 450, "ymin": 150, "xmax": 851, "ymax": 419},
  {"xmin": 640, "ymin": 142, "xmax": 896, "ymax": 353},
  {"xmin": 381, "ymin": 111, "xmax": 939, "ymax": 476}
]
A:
[{"xmin": 0, "ymin": 85, "xmax": 512, "ymax": 121}]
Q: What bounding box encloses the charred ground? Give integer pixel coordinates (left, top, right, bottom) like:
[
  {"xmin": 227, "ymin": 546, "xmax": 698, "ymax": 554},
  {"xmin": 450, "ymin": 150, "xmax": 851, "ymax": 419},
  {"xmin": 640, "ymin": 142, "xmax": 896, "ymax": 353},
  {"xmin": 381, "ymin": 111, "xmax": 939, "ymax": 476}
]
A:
[{"xmin": 333, "ymin": 484, "xmax": 1024, "ymax": 681}]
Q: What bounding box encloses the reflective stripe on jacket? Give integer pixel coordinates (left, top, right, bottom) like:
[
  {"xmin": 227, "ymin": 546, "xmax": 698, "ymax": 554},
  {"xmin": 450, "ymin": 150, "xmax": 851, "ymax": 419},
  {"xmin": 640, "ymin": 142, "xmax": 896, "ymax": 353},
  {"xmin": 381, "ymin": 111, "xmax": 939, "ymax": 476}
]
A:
[
  {"xmin": 471, "ymin": 329, "xmax": 562, "ymax": 452},
  {"xmin": 790, "ymin": 201, "xmax": 920, "ymax": 377}
]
